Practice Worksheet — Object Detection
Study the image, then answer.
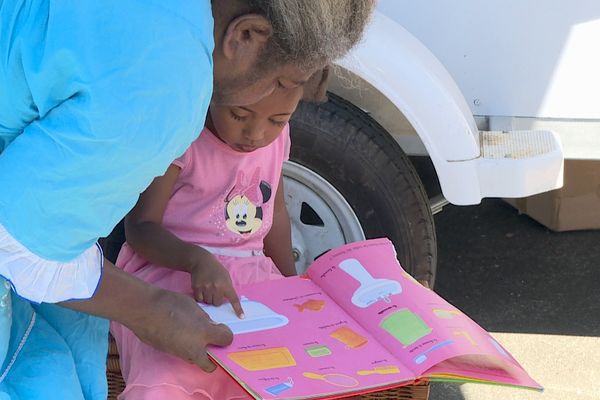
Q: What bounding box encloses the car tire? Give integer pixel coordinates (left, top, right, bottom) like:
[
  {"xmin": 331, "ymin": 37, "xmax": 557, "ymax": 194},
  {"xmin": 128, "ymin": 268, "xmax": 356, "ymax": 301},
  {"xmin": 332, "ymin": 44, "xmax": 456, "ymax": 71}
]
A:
[{"xmin": 287, "ymin": 93, "xmax": 437, "ymax": 286}]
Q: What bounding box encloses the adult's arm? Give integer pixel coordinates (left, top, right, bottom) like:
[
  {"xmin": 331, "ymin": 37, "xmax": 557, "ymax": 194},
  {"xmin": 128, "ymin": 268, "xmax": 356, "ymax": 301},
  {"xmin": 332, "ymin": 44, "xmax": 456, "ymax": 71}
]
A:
[
  {"xmin": 61, "ymin": 259, "xmax": 232, "ymax": 372},
  {"xmin": 0, "ymin": 2, "xmax": 231, "ymax": 366}
]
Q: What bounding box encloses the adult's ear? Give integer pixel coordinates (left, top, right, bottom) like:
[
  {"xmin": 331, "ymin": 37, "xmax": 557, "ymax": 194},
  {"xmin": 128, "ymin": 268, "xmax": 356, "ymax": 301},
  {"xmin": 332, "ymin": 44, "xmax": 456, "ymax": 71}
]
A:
[
  {"xmin": 303, "ymin": 66, "xmax": 332, "ymax": 103},
  {"xmin": 222, "ymin": 14, "xmax": 273, "ymax": 61}
]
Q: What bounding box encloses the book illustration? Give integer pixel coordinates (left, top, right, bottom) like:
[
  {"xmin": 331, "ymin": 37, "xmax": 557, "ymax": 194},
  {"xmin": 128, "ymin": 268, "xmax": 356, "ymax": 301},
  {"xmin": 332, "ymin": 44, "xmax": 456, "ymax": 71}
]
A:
[
  {"xmin": 304, "ymin": 344, "xmax": 332, "ymax": 358},
  {"xmin": 433, "ymin": 308, "xmax": 461, "ymax": 319},
  {"xmin": 454, "ymin": 330, "xmax": 478, "ymax": 347},
  {"xmin": 489, "ymin": 337, "xmax": 509, "ymax": 358},
  {"xmin": 329, "ymin": 326, "xmax": 369, "ymax": 348},
  {"xmin": 206, "ymin": 239, "xmax": 542, "ymax": 399},
  {"xmin": 264, "ymin": 378, "xmax": 294, "ymax": 396},
  {"xmin": 199, "ymin": 296, "xmax": 288, "ymax": 334},
  {"xmin": 339, "ymin": 258, "xmax": 401, "ymax": 308},
  {"xmin": 228, "ymin": 347, "xmax": 296, "ymax": 371},
  {"xmin": 414, "ymin": 340, "xmax": 454, "ymax": 364},
  {"xmin": 303, "ymin": 372, "xmax": 359, "ymax": 388},
  {"xmin": 379, "ymin": 308, "xmax": 432, "ymax": 346},
  {"xmin": 294, "ymin": 299, "xmax": 326, "ymax": 312},
  {"xmin": 356, "ymin": 365, "xmax": 401, "ymax": 375}
]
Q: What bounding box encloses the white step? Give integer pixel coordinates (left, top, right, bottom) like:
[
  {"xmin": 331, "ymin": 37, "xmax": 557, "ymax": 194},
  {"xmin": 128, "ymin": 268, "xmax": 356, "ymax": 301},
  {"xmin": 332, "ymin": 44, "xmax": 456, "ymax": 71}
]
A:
[{"xmin": 477, "ymin": 130, "xmax": 563, "ymax": 198}]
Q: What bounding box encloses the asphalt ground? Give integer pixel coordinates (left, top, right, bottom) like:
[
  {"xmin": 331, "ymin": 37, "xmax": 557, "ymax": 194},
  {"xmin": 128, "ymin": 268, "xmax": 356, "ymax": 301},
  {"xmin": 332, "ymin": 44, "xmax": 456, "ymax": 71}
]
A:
[{"xmin": 428, "ymin": 198, "xmax": 600, "ymax": 400}]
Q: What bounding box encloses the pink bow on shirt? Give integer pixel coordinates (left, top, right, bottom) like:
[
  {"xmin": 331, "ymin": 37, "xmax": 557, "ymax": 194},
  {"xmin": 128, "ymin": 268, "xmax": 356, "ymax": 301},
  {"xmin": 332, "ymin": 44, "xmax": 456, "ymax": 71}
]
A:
[{"xmin": 226, "ymin": 168, "xmax": 262, "ymax": 204}]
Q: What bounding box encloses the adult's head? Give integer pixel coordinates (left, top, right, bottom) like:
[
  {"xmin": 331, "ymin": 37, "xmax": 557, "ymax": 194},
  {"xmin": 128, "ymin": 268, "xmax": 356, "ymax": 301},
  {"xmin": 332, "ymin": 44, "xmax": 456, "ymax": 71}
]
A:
[{"xmin": 211, "ymin": 0, "xmax": 375, "ymax": 106}]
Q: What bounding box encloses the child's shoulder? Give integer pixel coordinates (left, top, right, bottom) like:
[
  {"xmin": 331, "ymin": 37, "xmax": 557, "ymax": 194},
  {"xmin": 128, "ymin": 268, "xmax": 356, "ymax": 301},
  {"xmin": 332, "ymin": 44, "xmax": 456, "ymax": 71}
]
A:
[{"xmin": 187, "ymin": 127, "xmax": 222, "ymax": 153}]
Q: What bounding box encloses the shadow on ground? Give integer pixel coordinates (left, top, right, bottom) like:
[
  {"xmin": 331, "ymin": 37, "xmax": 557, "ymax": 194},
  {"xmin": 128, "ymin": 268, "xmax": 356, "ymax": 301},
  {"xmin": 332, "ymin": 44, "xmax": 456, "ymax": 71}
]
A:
[
  {"xmin": 434, "ymin": 199, "xmax": 600, "ymax": 337},
  {"xmin": 428, "ymin": 198, "xmax": 600, "ymax": 400},
  {"xmin": 410, "ymin": 153, "xmax": 600, "ymax": 399}
]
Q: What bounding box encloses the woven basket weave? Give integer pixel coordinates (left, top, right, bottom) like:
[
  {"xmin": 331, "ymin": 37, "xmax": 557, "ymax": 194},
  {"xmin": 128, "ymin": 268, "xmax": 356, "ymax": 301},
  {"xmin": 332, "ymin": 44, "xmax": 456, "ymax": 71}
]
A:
[
  {"xmin": 106, "ymin": 335, "xmax": 429, "ymax": 400},
  {"xmin": 107, "ymin": 336, "xmax": 126, "ymax": 400},
  {"xmin": 359, "ymin": 383, "xmax": 430, "ymax": 400}
]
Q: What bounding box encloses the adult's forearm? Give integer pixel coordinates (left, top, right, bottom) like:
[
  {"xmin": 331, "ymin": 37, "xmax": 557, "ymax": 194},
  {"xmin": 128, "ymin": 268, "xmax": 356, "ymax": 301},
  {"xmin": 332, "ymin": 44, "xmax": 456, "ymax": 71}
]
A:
[
  {"xmin": 60, "ymin": 260, "xmax": 162, "ymax": 329},
  {"xmin": 61, "ymin": 258, "xmax": 235, "ymax": 372}
]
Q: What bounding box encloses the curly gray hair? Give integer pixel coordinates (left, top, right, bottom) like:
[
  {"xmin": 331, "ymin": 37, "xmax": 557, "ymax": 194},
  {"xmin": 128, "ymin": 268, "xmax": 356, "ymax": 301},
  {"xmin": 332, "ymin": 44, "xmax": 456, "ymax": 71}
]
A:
[{"xmin": 245, "ymin": 0, "xmax": 376, "ymax": 71}]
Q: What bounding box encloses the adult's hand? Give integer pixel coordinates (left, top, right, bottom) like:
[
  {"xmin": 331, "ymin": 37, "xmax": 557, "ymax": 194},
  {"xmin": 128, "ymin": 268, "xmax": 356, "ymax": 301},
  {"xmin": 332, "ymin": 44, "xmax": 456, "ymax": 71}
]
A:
[
  {"xmin": 62, "ymin": 260, "xmax": 233, "ymax": 372},
  {"xmin": 133, "ymin": 289, "xmax": 233, "ymax": 371}
]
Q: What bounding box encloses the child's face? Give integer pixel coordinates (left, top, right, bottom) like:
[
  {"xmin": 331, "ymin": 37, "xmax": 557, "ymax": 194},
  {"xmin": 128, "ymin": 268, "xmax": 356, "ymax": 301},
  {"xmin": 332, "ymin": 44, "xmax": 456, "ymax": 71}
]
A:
[{"xmin": 209, "ymin": 86, "xmax": 303, "ymax": 152}]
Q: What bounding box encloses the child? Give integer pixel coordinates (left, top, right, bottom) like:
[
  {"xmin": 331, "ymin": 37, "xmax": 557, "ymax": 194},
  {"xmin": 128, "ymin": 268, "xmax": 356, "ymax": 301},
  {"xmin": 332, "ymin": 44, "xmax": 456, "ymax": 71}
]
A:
[{"xmin": 111, "ymin": 69, "xmax": 329, "ymax": 400}]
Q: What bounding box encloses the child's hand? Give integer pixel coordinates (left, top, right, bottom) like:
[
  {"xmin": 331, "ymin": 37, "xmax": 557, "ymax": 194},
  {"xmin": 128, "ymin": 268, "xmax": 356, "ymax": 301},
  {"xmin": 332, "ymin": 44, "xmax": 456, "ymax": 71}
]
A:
[{"xmin": 190, "ymin": 253, "xmax": 245, "ymax": 319}]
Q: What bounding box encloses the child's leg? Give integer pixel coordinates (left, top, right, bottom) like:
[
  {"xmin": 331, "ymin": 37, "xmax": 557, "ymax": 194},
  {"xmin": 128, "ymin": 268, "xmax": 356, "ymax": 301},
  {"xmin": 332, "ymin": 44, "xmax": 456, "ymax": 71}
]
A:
[
  {"xmin": 221, "ymin": 255, "xmax": 283, "ymax": 287},
  {"xmin": 112, "ymin": 322, "xmax": 251, "ymax": 400},
  {"xmin": 120, "ymin": 385, "xmax": 204, "ymax": 400},
  {"xmin": 120, "ymin": 382, "xmax": 251, "ymax": 400}
]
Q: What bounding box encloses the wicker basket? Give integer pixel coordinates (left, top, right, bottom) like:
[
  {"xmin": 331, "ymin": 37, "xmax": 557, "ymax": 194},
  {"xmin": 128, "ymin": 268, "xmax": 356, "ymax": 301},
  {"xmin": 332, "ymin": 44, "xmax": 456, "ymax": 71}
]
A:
[
  {"xmin": 107, "ymin": 336, "xmax": 126, "ymax": 400},
  {"xmin": 359, "ymin": 383, "xmax": 430, "ymax": 400},
  {"xmin": 106, "ymin": 335, "xmax": 429, "ymax": 400}
]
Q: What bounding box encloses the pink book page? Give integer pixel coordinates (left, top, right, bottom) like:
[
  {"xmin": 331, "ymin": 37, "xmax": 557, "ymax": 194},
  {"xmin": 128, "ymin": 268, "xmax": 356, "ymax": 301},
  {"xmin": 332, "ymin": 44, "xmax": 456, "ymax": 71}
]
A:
[
  {"xmin": 204, "ymin": 276, "xmax": 416, "ymax": 400},
  {"xmin": 306, "ymin": 238, "xmax": 541, "ymax": 390}
]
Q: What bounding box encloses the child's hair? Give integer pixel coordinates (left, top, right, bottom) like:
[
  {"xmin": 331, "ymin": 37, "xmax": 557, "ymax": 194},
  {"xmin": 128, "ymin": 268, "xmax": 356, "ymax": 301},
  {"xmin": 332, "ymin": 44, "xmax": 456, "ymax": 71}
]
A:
[{"xmin": 302, "ymin": 66, "xmax": 331, "ymax": 104}]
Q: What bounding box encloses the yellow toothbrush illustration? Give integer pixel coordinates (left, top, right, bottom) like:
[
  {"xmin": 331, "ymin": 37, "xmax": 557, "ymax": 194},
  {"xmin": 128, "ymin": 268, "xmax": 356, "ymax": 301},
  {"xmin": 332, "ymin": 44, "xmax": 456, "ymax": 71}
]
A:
[
  {"xmin": 302, "ymin": 372, "xmax": 359, "ymax": 387},
  {"xmin": 453, "ymin": 330, "xmax": 478, "ymax": 346},
  {"xmin": 432, "ymin": 308, "xmax": 461, "ymax": 319},
  {"xmin": 357, "ymin": 365, "xmax": 401, "ymax": 375}
]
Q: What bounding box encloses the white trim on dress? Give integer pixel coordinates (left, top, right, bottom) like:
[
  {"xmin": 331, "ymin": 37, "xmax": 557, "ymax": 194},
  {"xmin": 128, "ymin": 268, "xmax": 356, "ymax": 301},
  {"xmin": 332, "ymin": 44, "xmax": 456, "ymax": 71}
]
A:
[
  {"xmin": 0, "ymin": 223, "xmax": 103, "ymax": 303},
  {"xmin": 200, "ymin": 246, "xmax": 264, "ymax": 258}
]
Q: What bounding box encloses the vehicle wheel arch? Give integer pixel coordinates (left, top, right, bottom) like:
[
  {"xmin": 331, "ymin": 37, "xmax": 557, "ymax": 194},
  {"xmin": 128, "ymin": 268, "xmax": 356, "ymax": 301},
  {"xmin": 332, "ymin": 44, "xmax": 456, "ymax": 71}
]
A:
[{"xmin": 332, "ymin": 10, "xmax": 486, "ymax": 204}]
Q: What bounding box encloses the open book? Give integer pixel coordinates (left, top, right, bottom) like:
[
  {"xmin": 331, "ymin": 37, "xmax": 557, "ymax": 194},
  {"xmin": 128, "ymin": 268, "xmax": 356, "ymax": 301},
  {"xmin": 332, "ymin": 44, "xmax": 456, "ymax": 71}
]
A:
[{"xmin": 201, "ymin": 238, "xmax": 542, "ymax": 399}]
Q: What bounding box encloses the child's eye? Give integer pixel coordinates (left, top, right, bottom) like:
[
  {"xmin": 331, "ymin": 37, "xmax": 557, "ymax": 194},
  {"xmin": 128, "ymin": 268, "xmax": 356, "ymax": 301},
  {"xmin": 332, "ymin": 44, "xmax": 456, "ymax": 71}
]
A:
[
  {"xmin": 270, "ymin": 119, "xmax": 287, "ymax": 127},
  {"xmin": 230, "ymin": 110, "xmax": 247, "ymax": 122}
]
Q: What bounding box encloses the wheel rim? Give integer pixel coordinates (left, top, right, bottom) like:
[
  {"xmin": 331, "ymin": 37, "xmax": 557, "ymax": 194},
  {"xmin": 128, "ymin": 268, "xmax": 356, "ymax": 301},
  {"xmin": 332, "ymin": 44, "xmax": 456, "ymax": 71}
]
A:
[{"xmin": 283, "ymin": 161, "xmax": 365, "ymax": 274}]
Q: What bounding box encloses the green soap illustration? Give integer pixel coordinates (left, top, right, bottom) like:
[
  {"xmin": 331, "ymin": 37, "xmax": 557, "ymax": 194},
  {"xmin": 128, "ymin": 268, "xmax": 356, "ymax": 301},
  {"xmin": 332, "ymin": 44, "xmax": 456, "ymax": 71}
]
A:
[
  {"xmin": 380, "ymin": 309, "xmax": 431, "ymax": 346},
  {"xmin": 305, "ymin": 345, "xmax": 332, "ymax": 357}
]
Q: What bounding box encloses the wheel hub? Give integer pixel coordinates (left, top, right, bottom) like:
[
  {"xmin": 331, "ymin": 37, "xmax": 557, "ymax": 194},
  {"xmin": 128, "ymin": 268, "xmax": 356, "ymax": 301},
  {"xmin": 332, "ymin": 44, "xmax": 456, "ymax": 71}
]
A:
[{"xmin": 283, "ymin": 161, "xmax": 365, "ymax": 274}]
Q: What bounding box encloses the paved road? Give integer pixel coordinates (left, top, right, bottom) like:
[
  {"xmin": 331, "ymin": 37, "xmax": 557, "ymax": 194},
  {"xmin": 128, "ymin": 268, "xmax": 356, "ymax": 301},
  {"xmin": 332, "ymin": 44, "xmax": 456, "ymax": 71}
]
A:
[{"xmin": 429, "ymin": 198, "xmax": 600, "ymax": 400}]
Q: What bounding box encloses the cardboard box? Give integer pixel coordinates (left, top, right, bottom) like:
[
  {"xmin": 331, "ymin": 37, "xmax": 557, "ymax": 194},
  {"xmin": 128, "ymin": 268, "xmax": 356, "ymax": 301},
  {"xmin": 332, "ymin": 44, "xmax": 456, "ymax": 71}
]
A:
[{"xmin": 506, "ymin": 160, "xmax": 600, "ymax": 232}]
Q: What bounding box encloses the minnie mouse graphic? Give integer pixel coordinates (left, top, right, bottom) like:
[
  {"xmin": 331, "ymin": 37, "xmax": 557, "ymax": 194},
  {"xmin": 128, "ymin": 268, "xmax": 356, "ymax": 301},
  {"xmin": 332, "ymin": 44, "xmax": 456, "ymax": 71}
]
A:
[{"xmin": 224, "ymin": 168, "xmax": 272, "ymax": 236}]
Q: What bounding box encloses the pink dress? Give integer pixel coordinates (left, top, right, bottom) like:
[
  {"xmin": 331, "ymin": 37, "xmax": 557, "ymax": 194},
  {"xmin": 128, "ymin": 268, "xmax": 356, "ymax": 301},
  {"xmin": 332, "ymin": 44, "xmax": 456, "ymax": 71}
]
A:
[{"xmin": 110, "ymin": 126, "xmax": 291, "ymax": 400}]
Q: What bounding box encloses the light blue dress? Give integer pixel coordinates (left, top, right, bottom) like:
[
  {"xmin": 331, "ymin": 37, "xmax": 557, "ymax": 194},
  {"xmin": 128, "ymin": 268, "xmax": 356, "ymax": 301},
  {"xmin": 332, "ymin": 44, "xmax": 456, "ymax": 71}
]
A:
[
  {"xmin": 0, "ymin": 284, "xmax": 108, "ymax": 399},
  {"xmin": 0, "ymin": 0, "xmax": 215, "ymax": 398}
]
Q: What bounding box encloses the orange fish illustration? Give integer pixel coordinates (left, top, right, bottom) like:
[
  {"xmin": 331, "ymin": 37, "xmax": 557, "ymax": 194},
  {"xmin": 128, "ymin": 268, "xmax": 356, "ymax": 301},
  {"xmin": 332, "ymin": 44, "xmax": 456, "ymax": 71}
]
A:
[{"xmin": 294, "ymin": 299, "xmax": 325, "ymax": 312}]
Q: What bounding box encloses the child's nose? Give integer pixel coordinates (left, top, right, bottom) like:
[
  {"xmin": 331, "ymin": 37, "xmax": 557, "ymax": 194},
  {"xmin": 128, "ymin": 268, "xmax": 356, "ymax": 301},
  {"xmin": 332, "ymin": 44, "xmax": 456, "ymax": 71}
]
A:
[{"xmin": 244, "ymin": 125, "xmax": 265, "ymax": 142}]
